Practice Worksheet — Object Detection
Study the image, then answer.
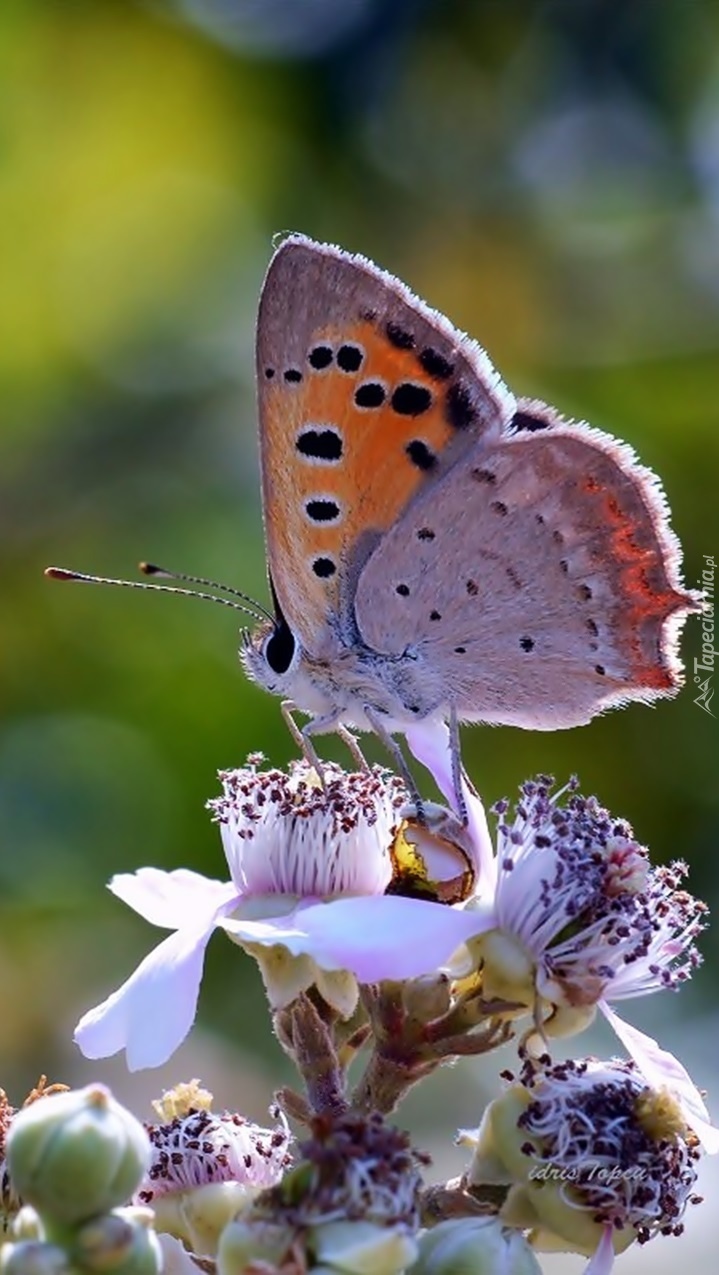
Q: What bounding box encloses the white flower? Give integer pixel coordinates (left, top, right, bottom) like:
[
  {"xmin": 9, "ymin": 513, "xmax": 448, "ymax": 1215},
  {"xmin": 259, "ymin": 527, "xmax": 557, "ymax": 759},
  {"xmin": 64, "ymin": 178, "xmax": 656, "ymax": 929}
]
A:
[
  {"xmin": 75, "ymin": 756, "xmax": 487, "ymax": 1070},
  {"xmin": 134, "ymin": 1097, "xmax": 291, "ymax": 1256},
  {"xmin": 404, "ymin": 725, "xmax": 717, "ymax": 1153}
]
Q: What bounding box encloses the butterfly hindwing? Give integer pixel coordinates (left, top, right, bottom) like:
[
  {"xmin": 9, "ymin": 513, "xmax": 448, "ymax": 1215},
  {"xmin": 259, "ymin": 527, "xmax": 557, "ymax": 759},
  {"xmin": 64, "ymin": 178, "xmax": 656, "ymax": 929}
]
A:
[
  {"xmin": 255, "ymin": 235, "xmax": 516, "ymax": 655},
  {"xmin": 354, "ymin": 401, "xmax": 697, "ymax": 727}
]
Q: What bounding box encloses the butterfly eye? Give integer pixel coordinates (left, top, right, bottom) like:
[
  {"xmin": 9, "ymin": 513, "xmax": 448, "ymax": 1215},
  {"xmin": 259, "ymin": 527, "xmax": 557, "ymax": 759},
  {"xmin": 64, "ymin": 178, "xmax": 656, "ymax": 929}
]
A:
[{"xmin": 263, "ymin": 617, "xmax": 296, "ymax": 676}]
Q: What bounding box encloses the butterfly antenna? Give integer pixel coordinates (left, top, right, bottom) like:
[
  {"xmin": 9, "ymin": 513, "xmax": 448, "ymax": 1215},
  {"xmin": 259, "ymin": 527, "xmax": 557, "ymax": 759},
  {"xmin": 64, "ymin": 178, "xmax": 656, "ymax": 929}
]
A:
[
  {"xmin": 44, "ymin": 566, "xmax": 269, "ymax": 624},
  {"xmin": 139, "ymin": 562, "xmax": 275, "ymax": 624}
]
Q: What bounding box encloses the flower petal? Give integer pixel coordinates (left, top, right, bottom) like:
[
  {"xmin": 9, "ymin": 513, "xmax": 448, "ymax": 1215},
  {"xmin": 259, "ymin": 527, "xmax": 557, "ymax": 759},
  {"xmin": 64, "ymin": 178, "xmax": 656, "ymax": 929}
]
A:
[
  {"xmin": 110, "ymin": 868, "xmax": 238, "ymax": 929},
  {"xmin": 583, "ymin": 1224, "xmax": 616, "ymax": 1275},
  {"xmin": 599, "ymin": 1001, "xmax": 719, "ymax": 1153},
  {"xmin": 220, "ymin": 894, "xmax": 485, "ymax": 983},
  {"xmin": 75, "ymin": 888, "xmax": 240, "ymax": 1070},
  {"xmin": 157, "ymin": 1235, "xmax": 205, "ymax": 1275},
  {"xmin": 405, "ymin": 720, "xmax": 495, "ymax": 887}
]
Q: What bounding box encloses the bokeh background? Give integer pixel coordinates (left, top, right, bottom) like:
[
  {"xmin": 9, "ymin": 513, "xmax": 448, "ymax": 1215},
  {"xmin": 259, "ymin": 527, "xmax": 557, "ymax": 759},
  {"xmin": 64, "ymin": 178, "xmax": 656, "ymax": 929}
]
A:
[{"xmin": 2, "ymin": 1, "xmax": 718, "ymax": 1268}]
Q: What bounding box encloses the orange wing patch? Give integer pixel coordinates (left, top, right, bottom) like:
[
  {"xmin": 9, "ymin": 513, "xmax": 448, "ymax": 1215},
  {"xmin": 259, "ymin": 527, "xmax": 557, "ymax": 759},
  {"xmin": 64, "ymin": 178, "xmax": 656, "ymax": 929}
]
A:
[
  {"xmin": 578, "ymin": 471, "xmax": 689, "ymax": 691},
  {"xmin": 260, "ymin": 318, "xmax": 463, "ymax": 652}
]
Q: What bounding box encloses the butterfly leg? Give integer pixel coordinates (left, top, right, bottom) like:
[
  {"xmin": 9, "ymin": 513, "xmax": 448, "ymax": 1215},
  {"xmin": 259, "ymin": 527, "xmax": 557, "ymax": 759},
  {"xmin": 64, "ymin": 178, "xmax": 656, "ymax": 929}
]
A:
[
  {"xmin": 281, "ymin": 699, "xmax": 327, "ymax": 783},
  {"xmin": 335, "ymin": 724, "xmax": 370, "ymax": 773},
  {"xmin": 449, "ymin": 704, "xmax": 469, "ymax": 825},
  {"xmin": 363, "ymin": 706, "xmax": 426, "ymax": 823},
  {"xmin": 281, "ymin": 701, "xmax": 366, "ymax": 784}
]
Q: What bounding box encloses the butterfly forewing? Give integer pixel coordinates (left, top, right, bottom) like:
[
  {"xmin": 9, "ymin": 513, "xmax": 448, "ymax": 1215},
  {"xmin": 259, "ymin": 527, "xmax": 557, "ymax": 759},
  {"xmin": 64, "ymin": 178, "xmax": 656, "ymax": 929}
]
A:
[
  {"xmin": 354, "ymin": 403, "xmax": 700, "ymax": 728},
  {"xmin": 256, "ymin": 236, "xmax": 515, "ymax": 655}
]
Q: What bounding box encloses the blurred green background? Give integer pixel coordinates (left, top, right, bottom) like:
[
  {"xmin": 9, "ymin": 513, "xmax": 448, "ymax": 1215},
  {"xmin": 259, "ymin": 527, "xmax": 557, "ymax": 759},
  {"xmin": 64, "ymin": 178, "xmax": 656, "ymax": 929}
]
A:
[{"xmin": 2, "ymin": 0, "xmax": 719, "ymax": 1264}]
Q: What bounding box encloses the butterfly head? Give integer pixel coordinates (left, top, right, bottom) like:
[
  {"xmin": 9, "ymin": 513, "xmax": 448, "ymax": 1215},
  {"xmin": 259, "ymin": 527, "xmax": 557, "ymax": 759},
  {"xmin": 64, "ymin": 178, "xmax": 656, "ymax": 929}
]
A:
[
  {"xmin": 240, "ymin": 576, "xmax": 333, "ymax": 714},
  {"xmin": 241, "ymin": 614, "xmax": 299, "ymax": 695},
  {"xmin": 241, "ymin": 612, "xmax": 342, "ymax": 722}
]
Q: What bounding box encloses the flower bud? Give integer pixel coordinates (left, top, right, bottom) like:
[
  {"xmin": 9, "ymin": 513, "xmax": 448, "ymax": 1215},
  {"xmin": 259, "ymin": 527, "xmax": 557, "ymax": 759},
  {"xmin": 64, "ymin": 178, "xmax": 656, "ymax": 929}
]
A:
[
  {"xmin": 310, "ymin": 1219, "xmax": 418, "ymax": 1275},
  {"xmin": 218, "ymin": 1218, "xmax": 295, "ymax": 1275},
  {"xmin": 74, "ymin": 1209, "xmax": 141, "ymax": 1270},
  {"xmin": 81, "ymin": 1210, "xmax": 161, "ymax": 1275},
  {"xmin": 410, "ymin": 1218, "xmax": 542, "ymax": 1275},
  {"xmin": 151, "ymin": 1182, "xmax": 252, "ymax": 1258},
  {"xmin": 401, "ymin": 974, "xmax": 452, "ymax": 1024},
  {"xmin": 10, "ymin": 1208, "xmax": 44, "ymax": 1242},
  {"xmin": 0, "ymin": 1242, "xmax": 68, "ymax": 1275},
  {"xmin": 7, "ymin": 1086, "xmax": 150, "ymax": 1225}
]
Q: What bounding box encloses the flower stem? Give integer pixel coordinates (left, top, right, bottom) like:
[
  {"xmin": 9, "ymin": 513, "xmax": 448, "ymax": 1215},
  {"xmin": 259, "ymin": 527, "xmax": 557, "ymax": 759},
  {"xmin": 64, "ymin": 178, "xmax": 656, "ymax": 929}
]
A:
[{"xmin": 273, "ymin": 993, "xmax": 348, "ymax": 1118}]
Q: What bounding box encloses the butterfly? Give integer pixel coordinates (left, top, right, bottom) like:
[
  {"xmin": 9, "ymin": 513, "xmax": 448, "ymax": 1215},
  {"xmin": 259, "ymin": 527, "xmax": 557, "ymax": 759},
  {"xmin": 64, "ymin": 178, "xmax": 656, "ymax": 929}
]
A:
[
  {"xmin": 47, "ymin": 235, "xmax": 700, "ymax": 810},
  {"xmin": 240, "ymin": 235, "xmax": 699, "ymax": 790}
]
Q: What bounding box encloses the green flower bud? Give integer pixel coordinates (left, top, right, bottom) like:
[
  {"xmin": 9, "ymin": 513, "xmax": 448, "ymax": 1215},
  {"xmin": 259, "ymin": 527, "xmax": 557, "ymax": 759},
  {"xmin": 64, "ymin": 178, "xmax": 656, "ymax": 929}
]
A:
[
  {"xmin": 410, "ymin": 1218, "xmax": 542, "ymax": 1275},
  {"xmin": 0, "ymin": 1241, "xmax": 68, "ymax": 1275},
  {"xmin": 74, "ymin": 1209, "xmax": 141, "ymax": 1270},
  {"xmin": 401, "ymin": 974, "xmax": 452, "ymax": 1024},
  {"xmin": 466, "ymin": 932, "xmax": 535, "ymax": 1008},
  {"xmin": 7, "ymin": 1086, "xmax": 150, "ymax": 1225},
  {"xmin": 151, "ymin": 1182, "xmax": 252, "ymax": 1257},
  {"xmin": 310, "ymin": 1219, "xmax": 418, "ymax": 1275},
  {"xmin": 217, "ymin": 1218, "xmax": 295, "ymax": 1275},
  {"xmin": 10, "ymin": 1208, "xmax": 44, "ymax": 1242},
  {"xmin": 83, "ymin": 1210, "xmax": 161, "ymax": 1275},
  {"xmin": 465, "ymin": 1088, "xmax": 532, "ymax": 1187}
]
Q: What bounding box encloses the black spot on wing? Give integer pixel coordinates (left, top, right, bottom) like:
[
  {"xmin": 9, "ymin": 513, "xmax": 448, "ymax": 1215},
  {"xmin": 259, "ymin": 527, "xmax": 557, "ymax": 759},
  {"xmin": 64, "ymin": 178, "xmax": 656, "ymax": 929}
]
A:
[
  {"xmin": 296, "ymin": 429, "xmax": 342, "ymax": 461},
  {"xmin": 512, "ymin": 409, "xmax": 551, "ymax": 432},
  {"xmin": 306, "ymin": 499, "xmax": 340, "ymax": 523},
  {"xmin": 355, "ymin": 382, "xmax": 386, "ymax": 408},
  {"xmin": 312, "ymin": 557, "xmax": 336, "ymax": 578},
  {"xmin": 337, "ymin": 344, "xmax": 364, "ymax": 373},
  {"xmin": 406, "ymin": 440, "xmax": 437, "ymax": 471},
  {"xmin": 308, "ymin": 345, "xmax": 333, "ymax": 370},
  {"xmin": 385, "ymin": 321, "xmax": 415, "ymax": 350},
  {"xmin": 472, "ymin": 467, "xmax": 496, "ymax": 484},
  {"xmin": 445, "ymin": 382, "xmax": 476, "ymax": 429},
  {"xmin": 391, "ymin": 383, "xmax": 432, "ymax": 416},
  {"xmin": 419, "ymin": 347, "xmax": 454, "ymax": 380}
]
